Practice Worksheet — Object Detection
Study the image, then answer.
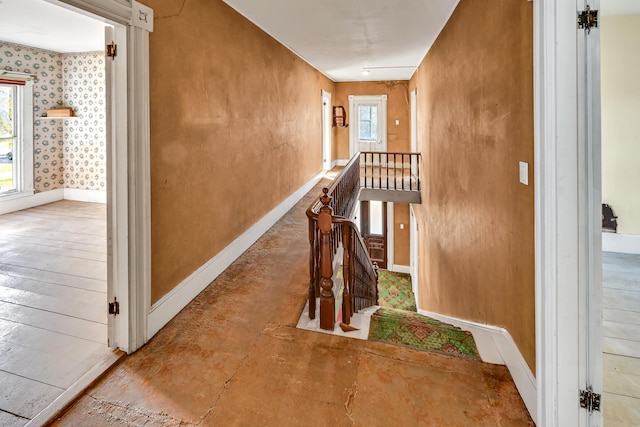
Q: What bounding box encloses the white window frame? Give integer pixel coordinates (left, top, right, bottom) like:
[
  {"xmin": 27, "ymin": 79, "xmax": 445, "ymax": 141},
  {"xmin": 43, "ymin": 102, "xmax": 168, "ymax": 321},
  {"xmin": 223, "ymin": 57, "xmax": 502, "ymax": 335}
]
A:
[
  {"xmin": 349, "ymin": 95, "xmax": 387, "ymax": 157},
  {"xmin": 0, "ymin": 75, "xmax": 34, "ymax": 200}
]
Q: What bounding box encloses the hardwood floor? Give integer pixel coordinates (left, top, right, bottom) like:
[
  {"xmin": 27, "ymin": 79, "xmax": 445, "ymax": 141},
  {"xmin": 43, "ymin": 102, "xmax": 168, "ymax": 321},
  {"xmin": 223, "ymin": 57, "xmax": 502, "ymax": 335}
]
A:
[
  {"xmin": 603, "ymin": 251, "xmax": 640, "ymax": 426},
  {"xmin": 0, "ymin": 201, "xmax": 110, "ymax": 426}
]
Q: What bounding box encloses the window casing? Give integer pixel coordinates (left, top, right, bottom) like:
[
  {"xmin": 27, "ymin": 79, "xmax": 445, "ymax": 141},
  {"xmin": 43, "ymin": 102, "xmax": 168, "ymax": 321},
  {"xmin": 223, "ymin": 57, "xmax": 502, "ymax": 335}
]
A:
[{"xmin": 0, "ymin": 79, "xmax": 34, "ymax": 199}]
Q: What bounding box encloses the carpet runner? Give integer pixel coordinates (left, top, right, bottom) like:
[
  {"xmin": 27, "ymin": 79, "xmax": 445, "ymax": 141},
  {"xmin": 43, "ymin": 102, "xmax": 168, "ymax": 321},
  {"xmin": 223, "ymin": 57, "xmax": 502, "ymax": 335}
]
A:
[{"xmin": 368, "ymin": 270, "xmax": 480, "ymax": 360}]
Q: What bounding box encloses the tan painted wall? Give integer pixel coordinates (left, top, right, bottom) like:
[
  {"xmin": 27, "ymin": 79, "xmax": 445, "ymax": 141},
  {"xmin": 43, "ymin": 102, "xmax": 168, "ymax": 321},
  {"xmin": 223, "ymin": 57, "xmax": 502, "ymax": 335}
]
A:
[
  {"xmin": 334, "ymin": 81, "xmax": 411, "ymax": 160},
  {"xmin": 144, "ymin": 0, "xmax": 334, "ymax": 303},
  {"xmin": 601, "ymin": 15, "xmax": 640, "ymax": 235},
  {"xmin": 409, "ymin": 0, "xmax": 535, "ymax": 370}
]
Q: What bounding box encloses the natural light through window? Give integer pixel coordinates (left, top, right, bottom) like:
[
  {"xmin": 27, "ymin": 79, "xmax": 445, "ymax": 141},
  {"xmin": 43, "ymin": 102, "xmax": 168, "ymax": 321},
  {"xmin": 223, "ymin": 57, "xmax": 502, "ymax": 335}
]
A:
[
  {"xmin": 359, "ymin": 105, "xmax": 378, "ymax": 141},
  {"xmin": 370, "ymin": 200, "xmax": 383, "ymax": 235},
  {"xmin": 0, "ymin": 84, "xmax": 16, "ymax": 193}
]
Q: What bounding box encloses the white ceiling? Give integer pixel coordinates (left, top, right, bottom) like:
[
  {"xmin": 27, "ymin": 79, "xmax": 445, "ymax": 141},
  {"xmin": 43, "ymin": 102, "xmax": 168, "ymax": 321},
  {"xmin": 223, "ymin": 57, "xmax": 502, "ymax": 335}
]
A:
[
  {"xmin": 223, "ymin": 0, "xmax": 460, "ymax": 82},
  {"xmin": 0, "ymin": 0, "xmax": 638, "ymax": 78},
  {"xmin": 0, "ymin": 0, "xmax": 106, "ymax": 53}
]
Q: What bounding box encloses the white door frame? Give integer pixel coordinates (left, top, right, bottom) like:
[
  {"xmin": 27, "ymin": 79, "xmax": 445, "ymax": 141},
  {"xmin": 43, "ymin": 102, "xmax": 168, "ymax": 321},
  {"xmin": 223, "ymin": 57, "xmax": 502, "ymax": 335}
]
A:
[
  {"xmin": 52, "ymin": 0, "xmax": 153, "ymax": 354},
  {"xmin": 409, "ymin": 204, "xmax": 419, "ymax": 304},
  {"xmin": 322, "ymin": 90, "xmax": 332, "ymax": 170},
  {"xmin": 535, "ymin": 0, "xmax": 602, "ymax": 425},
  {"xmin": 348, "ymin": 95, "xmax": 388, "ymax": 157}
]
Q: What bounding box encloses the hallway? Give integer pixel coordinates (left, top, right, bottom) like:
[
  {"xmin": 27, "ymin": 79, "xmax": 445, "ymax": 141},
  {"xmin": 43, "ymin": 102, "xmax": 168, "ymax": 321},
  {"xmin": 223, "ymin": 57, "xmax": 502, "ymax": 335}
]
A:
[{"xmin": 53, "ymin": 176, "xmax": 532, "ymax": 426}]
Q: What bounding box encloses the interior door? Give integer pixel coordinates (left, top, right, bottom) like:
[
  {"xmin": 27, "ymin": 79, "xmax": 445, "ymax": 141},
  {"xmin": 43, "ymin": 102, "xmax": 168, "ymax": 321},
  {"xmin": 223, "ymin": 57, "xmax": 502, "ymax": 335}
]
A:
[
  {"xmin": 349, "ymin": 95, "xmax": 387, "ymax": 158},
  {"xmin": 577, "ymin": 0, "xmax": 603, "ymax": 424},
  {"xmin": 360, "ymin": 200, "xmax": 387, "ymax": 269}
]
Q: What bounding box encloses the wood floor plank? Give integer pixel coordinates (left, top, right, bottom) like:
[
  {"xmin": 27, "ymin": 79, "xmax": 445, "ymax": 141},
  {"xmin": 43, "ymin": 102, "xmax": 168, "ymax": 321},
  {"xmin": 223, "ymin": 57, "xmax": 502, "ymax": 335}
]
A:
[
  {"xmin": 604, "ymin": 337, "xmax": 640, "ymax": 359},
  {"xmin": 604, "ymin": 320, "xmax": 640, "ymax": 342},
  {"xmin": 604, "ymin": 370, "xmax": 640, "ymax": 399},
  {"xmin": 603, "ymin": 393, "xmax": 640, "ymax": 424},
  {"xmin": 0, "ymin": 224, "xmax": 106, "ymax": 246},
  {"xmin": 0, "ymin": 319, "xmax": 105, "ymax": 361},
  {"xmin": 0, "ymin": 264, "xmax": 105, "ymax": 293},
  {"xmin": 0, "ymin": 240, "xmax": 106, "ymax": 262},
  {"xmin": 0, "ymin": 301, "xmax": 106, "ymax": 344},
  {"xmin": 603, "ymin": 289, "xmax": 640, "ymax": 311},
  {"xmin": 0, "ymin": 233, "xmax": 105, "ymax": 254},
  {"xmin": 0, "ymin": 251, "xmax": 106, "ymax": 281},
  {"xmin": 604, "ymin": 353, "xmax": 640, "ymax": 377},
  {"xmin": 0, "ymin": 410, "xmax": 28, "ymax": 427},
  {"xmin": 0, "ymin": 340, "xmax": 105, "ymax": 389},
  {"xmin": 0, "ymin": 273, "xmax": 104, "ymax": 305},
  {"xmin": 0, "ymin": 370, "xmax": 63, "ymax": 420},
  {"xmin": 604, "ymin": 308, "xmax": 640, "ymax": 326},
  {"xmin": 0, "ymin": 287, "xmax": 105, "ymax": 324}
]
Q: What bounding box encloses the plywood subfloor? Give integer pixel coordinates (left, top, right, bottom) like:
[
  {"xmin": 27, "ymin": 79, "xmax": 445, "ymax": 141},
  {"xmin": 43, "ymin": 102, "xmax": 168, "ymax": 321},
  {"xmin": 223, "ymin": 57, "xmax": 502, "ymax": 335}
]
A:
[
  {"xmin": 0, "ymin": 200, "xmax": 110, "ymax": 426},
  {"xmin": 603, "ymin": 251, "xmax": 640, "ymax": 426}
]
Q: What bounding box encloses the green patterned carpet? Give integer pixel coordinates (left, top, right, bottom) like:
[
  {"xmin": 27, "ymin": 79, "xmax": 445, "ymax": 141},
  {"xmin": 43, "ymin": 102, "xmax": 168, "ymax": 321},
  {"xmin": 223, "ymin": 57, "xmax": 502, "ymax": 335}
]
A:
[
  {"xmin": 376, "ymin": 270, "xmax": 416, "ymax": 312},
  {"xmin": 369, "ymin": 270, "xmax": 480, "ymax": 360}
]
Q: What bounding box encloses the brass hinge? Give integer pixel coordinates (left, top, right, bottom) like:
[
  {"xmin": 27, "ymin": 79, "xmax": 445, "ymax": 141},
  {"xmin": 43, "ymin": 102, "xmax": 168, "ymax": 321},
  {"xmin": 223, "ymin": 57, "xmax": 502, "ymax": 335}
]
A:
[
  {"xmin": 108, "ymin": 297, "xmax": 120, "ymax": 316},
  {"xmin": 578, "ymin": 6, "xmax": 598, "ymax": 34},
  {"xmin": 579, "ymin": 386, "xmax": 601, "ymax": 413},
  {"xmin": 106, "ymin": 43, "xmax": 117, "ymax": 58}
]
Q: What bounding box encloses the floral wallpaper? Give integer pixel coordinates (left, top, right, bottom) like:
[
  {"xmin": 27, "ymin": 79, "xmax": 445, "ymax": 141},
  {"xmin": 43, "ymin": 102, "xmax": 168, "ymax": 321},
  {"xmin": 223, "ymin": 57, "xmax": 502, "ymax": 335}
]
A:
[
  {"xmin": 0, "ymin": 41, "xmax": 106, "ymax": 193},
  {"xmin": 63, "ymin": 53, "xmax": 106, "ymax": 190},
  {"xmin": 0, "ymin": 41, "xmax": 64, "ymax": 192}
]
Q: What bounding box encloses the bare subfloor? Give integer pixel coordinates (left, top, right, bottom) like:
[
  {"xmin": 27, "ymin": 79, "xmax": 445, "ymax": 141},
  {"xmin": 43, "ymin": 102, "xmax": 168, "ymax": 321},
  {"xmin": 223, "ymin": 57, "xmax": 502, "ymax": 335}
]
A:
[{"xmin": 53, "ymin": 178, "xmax": 533, "ymax": 426}]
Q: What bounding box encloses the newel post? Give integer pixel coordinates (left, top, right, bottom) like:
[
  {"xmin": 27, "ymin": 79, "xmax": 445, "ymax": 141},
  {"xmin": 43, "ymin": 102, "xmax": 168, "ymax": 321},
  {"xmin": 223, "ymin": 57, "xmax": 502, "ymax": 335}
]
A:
[{"xmin": 318, "ymin": 188, "xmax": 336, "ymax": 330}]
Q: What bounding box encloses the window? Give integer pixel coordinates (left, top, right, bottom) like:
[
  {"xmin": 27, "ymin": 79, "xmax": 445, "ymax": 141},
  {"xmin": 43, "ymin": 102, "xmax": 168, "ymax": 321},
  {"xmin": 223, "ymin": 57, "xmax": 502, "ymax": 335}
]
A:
[
  {"xmin": 358, "ymin": 104, "xmax": 378, "ymax": 141},
  {"xmin": 0, "ymin": 76, "xmax": 33, "ymax": 198},
  {"xmin": 0, "ymin": 84, "xmax": 16, "ymax": 193}
]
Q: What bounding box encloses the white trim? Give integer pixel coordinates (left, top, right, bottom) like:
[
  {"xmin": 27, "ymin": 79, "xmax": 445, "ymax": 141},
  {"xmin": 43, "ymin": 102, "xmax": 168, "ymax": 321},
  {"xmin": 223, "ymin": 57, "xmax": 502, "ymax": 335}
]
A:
[
  {"xmin": 410, "ymin": 88, "xmax": 417, "ymax": 153},
  {"xmin": 332, "ymin": 159, "xmax": 349, "ymax": 168},
  {"xmin": 602, "ymin": 233, "xmax": 640, "ymax": 254},
  {"xmin": 147, "ymin": 171, "xmax": 325, "ymax": 339},
  {"xmin": 26, "ymin": 350, "xmax": 123, "ymax": 427},
  {"xmin": 409, "ymin": 205, "xmax": 419, "ymax": 302},
  {"xmin": 322, "ymin": 90, "xmax": 332, "ymax": 171},
  {"xmin": 418, "ymin": 309, "xmax": 537, "ymax": 424},
  {"xmin": 0, "ymin": 189, "xmax": 63, "ymax": 215},
  {"xmin": 390, "ymin": 264, "xmax": 410, "ymax": 274},
  {"xmin": 55, "ymin": 0, "xmax": 132, "ymax": 25},
  {"xmin": 63, "ymin": 188, "xmax": 107, "ymax": 203}
]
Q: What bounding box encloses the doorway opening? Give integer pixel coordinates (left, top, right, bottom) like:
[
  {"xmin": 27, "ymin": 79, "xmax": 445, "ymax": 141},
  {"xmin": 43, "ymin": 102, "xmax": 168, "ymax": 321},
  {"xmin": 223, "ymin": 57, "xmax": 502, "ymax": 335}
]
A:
[
  {"xmin": 348, "ymin": 95, "xmax": 387, "ymax": 157},
  {"xmin": 0, "ymin": 0, "xmax": 127, "ymax": 424}
]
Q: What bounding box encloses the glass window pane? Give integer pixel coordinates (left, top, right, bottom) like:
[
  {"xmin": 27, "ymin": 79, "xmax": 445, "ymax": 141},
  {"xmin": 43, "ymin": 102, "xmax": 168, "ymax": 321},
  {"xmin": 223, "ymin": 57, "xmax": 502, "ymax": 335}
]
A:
[
  {"xmin": 0, "ymin": 86, "xmax": 14, "ymax": 138},
  {"xmin": 359, "ymin": 105, "xmax": 370, "ymax": 121},
  {"xmin": 360, "ymin": 121, "xmax": 371, "ymax": 140},
  {"xmin": 369, "ymin": 201, "xmax": 384, "ymax": 235},
  {"xmin": 371, "ymin": 106, "xmax": 378, "ymax": 140},
  {"xmin": 0, "ymin": 137, "xmax": 14, "ymax": 192}
]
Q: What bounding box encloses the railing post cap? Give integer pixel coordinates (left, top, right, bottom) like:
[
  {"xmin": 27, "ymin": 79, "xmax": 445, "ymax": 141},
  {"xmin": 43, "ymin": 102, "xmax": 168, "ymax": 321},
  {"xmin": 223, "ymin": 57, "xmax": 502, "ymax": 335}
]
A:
[{"xmin": 320, "ymin": 188, "xmax": 331, "ymax": 207}]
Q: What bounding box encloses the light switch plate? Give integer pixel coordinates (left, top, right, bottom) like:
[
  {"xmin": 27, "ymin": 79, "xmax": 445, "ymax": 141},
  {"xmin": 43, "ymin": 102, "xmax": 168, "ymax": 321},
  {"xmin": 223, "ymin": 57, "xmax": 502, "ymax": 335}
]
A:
[
  {"xmin": 519, "ymin": 161, "xmax": 528, "ymax": 185},
  {"xmin": 395, "ymin": 119, "xmax": 400, "ymax": 125}
]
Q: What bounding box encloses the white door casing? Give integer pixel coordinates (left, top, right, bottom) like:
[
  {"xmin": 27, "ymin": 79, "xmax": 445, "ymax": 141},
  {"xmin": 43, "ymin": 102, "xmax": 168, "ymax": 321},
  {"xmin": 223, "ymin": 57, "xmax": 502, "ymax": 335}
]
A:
[
  {"xmin": 51, "ymin": 0, "xmax": 153, "ymax": 354},
  {"xmin": 349, "ymin": 95, "xmax": 387, "ymax": 157},
  {"xmin": 534, "ymin": 0, "xmax": 603, "ymax": 425},
  {"xmin": 322, "ymin": 90, "xmax": 332, "ymax": 170}
]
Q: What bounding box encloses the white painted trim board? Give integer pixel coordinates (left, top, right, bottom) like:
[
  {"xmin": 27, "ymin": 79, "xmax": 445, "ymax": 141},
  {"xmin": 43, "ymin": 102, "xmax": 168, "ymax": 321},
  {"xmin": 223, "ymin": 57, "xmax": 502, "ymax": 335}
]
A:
[
  {"xmin": 418, "ymin": 309, "xmax": 537, "ymax": 424},
  {"xmin": 602, "ymin": 232, "xmax": 640, "ymax": 255},
  {"xmin": 0, "ymin": 189, "xmax": 63, "ymax": 215},
  {"xmin": 63, "ymin": 189, "xmax": 107, "ymax": 203},
  {"xmin": 147, "ymin": 171, "xmax": 325, "ymax": 339}
]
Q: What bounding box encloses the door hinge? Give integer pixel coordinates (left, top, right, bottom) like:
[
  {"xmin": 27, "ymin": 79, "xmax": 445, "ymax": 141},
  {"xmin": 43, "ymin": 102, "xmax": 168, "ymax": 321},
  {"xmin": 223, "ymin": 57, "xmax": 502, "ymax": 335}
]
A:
[
  {"xmin": 106, "ymin": 43, "xmax": 117, "ymax": 58},
  {"xmin": 579, "ymin": 386, "xmax": 601, "ymax": 413},
  {"xmin": 108, "ymin": 297, "xmax": 120, "ymax": 316},
  {"xmin": 578, "ymin": 6, "xmax": 598, "ymax": 34}
]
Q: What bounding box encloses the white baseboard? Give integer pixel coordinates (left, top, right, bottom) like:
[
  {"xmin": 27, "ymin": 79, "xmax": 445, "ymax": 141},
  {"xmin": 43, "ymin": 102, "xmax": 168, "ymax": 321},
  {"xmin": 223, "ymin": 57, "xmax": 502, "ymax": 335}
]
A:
[
  {"xmin": 332, "ymin": 159, "xmax": 349, "ymax": 168},
  {"xmin": 0, "ymin": 189, "xmax": 64, "ymax": 215},
  {"xmin": 391, "ymin": 264, "xmax": 410, "ymax": 274},
  {"xmin": 602, "ymin": 232, "xmax": 640, "ymax": 255},
  {"xmin": 417, "ymin": 309, "xmax": 537, "ymax": 425},
  {"xmin": 63, "ymin": 188, "xmax": 107, "ymax": 203},
  {"xmin": 147, "ymin": 171, "xmax": 325, "ymax": 339}
]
